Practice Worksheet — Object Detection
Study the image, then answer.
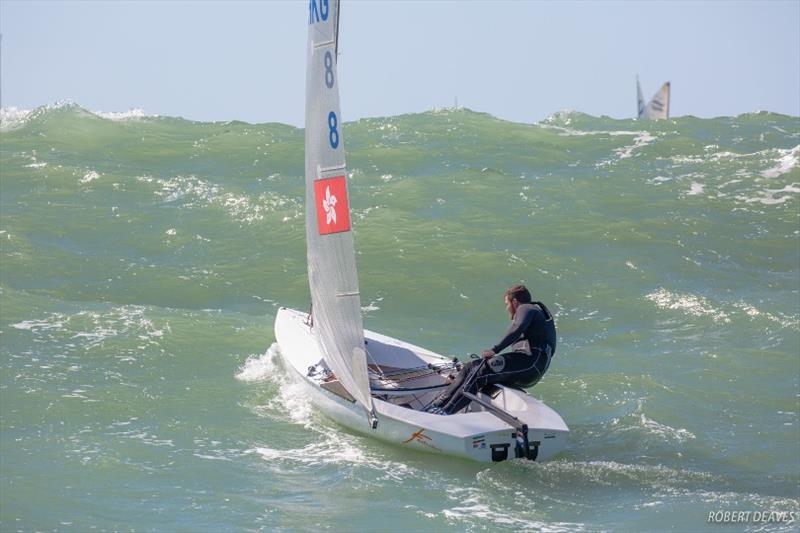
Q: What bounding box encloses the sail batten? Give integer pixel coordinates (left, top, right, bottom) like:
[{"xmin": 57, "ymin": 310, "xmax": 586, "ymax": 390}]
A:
[
  {"xmin": 305, "ymin": 0, "xmax": 374, "ymax": 421},
  {"xmin": 319, "ymin": 164, "xmax": 347, "ymax": 173},
  {"xmin": 314, "ymin": 40, "xmax": 335, "ymax": 50}
]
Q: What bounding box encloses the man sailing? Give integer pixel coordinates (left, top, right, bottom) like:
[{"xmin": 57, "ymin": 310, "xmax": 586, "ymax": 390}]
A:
[{"xmin": 428, "ymin": 284, "xmax": 557, "ymax": 415}]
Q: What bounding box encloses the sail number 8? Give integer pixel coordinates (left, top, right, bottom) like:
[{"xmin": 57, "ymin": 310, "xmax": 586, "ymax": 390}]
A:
[
  {"xmin": 324, "ymin": 51, "xmax": 338, "ymax": 149},
  {"xmin": 328, "ymin": 112, "xmax": 339, "ymax": 149},
  {"xmin": 324, "ymin": 51, "xmax": 334, "ymax": 89}
]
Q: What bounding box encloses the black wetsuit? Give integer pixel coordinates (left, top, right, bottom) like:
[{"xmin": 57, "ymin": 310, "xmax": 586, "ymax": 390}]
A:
[{"xmin": 432, "ymin": 302, "xmax": 556, "ymax": 414}]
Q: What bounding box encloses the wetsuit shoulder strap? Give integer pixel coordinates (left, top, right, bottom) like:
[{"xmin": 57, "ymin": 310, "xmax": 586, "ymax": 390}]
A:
[{"xmin": 532, "ymin": 301, "xmax": 554, "ymax": 322}]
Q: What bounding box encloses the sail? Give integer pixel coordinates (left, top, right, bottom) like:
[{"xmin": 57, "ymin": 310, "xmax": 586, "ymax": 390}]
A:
[
  {"xmin": 305, "ymin": 0, "xmax": 374, "ymax": 421},
  {"xmin": 638, "ymin": 79, "xmax": 670, "ymax": 120},
  {"xmin": 636, "ymin": 77, "xmax": 645, "ymax": 119}
]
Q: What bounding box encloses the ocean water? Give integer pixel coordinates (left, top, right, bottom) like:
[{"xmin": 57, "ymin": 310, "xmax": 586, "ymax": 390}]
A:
[{"xmin": 1, "ymin": 103, "xmax": 798, "ymax": 532}]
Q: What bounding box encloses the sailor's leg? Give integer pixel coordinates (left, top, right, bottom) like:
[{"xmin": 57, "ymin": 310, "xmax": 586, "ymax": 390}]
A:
[
  {"xmin": 429, "ymin": 358, "xmax": 481, "ymax": 409},
  {"xmin": 439, "ymin": 360, "xmax": 489, "ymax": 414},
  {"xmin": 480, "ymin": 351, "xmax": 546, "ymax": 389}
]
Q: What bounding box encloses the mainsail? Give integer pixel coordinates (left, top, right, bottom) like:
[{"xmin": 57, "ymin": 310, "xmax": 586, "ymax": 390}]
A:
[
  {"xmin": 305, "ymin": 0, "xmax": 375, "ymax": 424},
  {"xmin": 637, "ymin": 77, "xmax": 670, "ymax": 120}
]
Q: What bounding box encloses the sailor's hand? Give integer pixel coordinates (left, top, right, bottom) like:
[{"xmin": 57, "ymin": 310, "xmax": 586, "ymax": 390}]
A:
[{"xmin": 481, "ymin": 349, "xmax": 496, "ymax": 358}]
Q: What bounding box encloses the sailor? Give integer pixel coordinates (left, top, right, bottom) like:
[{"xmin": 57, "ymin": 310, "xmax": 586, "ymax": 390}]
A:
[{"xmin": 428, "ymin": 284, "xmax": 556, "ymax": 415}]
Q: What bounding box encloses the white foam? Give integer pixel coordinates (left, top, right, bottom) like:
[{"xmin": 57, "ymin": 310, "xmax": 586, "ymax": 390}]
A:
[
  {"xmin": 545, "ymin": 124, "xmax": 646, "ymax": 139},
  {"xmin": 541, "ymin": 109, "xmax": 577, "ymax": 127},
  {"xmin": 0, "ymin": 106, "xmax": 32, "ymax": 130},
  {"xmin": 80, "ymin": 170, "xmax": 101, "ymax": 184},
  {"xmin": 24, "ymin": 158, "xmax": 47, "ymax": 169},
  {"xmin": 71, "ymin": 329, "xmax": 119, "ymax": 349},
  {"xmin": 761, "ymin": 146, "xmax": 799, "ymax": 178},
  {"xmin": 1, "ymin": 103, "xmax": 155, "ymax": 131},
  {"xmin": 615, "ymin": 132, "xmax": 657, "ymax": 160},
  {"xmin": 243, "ymin": 346, "xmax": 314, "ymax": 427},
  {"xmin": 92, "ymin": 108, "xmax": 153, "ymax": 121},
  {"xmin": 442, "ymin": 503, "xmax": 585, "ymax": 532},
  {"xmin": 362, "ymin": 302, "xmax": 382, "ymax": 313},
  {"xmin": 235, "ymin": 344, "xmax": 281, "ymax": 383},
  {"xmin": 252, "ymin": 424, "xmax": 415, "ymax": 481},
  {"xmin": 10, "ymin": 315, "xmax": 68, "ymax": 332},
  {"xmin": 645, "ymin": 288, "xmax": 730, "ymax": 323},
  {"xmin": 744, "ymin": 184, "xmax": 800, "ymax": 205},
  {"xmin": 0, "ymin": 101, "xmax": 77, "ymax": 131},
  {"xmin": 670, "ymin": 155, "xmax": 705, "ymax": 164},
  {"xmin": 536, "ymin": 459, "xmax": 717, "ymax": 487},
  {"xmin": 732, "ymin": 301, "xmax": 798, "ymax": 329},
  {"xmin": 139, "ymin": 174, "xmax": 295, "ymax": 224},
  {"xmin": 639, "ymin": 412, "xmax": 696, "ymax": 443},
  {"xmin": 687, "ymin": 182, "xmax": 705, "ymax": 195}
]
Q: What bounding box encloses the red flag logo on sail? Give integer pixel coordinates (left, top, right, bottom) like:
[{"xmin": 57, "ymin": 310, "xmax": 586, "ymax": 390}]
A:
[{"xmin": 314, "ymin": 175, "xmax": 351, "ymax": 235}]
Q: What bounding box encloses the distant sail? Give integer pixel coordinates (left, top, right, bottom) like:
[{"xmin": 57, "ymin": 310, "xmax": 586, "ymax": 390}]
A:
[{"xmin": 637, "ymin": 77, "xmax": 670, "ymax": 120}]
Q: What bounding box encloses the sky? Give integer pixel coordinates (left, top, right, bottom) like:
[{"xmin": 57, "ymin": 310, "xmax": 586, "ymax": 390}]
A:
[{"xmin": 1, "ymin": 0, "xmax": 798, "ymax": 126}]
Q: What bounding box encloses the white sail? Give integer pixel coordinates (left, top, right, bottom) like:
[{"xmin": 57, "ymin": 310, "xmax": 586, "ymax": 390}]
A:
[
  {"xmin": 637, "ymin": 78, "xmax": 670, "ymax": 120},
  {"xmin": 637, "ymin": 77, "xmax": 646, "ymax": 119},
  {"xmin": 305, "ymin": 0, "xmax": 374, "ymax": 422}
]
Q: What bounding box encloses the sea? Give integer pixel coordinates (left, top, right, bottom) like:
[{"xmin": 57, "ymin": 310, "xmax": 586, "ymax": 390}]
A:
[{"xmin": 1, "ymin": 103, "xmax": 798, "ymax": 532}]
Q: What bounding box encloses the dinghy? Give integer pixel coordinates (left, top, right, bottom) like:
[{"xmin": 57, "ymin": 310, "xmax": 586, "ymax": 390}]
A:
[
  {"xmin": 637, "ymin": 76, "xmax": 670, "ymax": 120},
  {"xmin": 274, "ymin": 0, "xmax": 568, "ymax": 463}
]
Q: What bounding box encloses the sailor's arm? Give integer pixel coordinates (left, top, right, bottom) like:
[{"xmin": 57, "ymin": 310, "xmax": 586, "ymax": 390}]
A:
[{"xmin": 483, "ymin": 305, "xmax": 535, "ymax": 357}]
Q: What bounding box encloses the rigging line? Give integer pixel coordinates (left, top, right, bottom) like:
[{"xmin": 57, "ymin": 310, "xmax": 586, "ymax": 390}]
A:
[
  {"xmin": 334, "ymin": 0, "xmax": 340, "ymax": 60},
  {"xmin": 365, "ymin": 349, "xmax": 385, "ymax": 379}
]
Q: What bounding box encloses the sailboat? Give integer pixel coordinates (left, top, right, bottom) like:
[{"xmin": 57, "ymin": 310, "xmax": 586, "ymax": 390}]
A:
[
  {"xmin": 637, "ymin": 76, "xmax": 670, "ymax": 120},
  {"xmin": 274, "ymin": 0, "xmax": 568, "ymax": 462}
]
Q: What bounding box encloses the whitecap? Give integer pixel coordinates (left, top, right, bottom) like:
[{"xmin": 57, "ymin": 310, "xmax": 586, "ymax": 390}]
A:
[
  {"xmin": 761, "ymin": 146, "xmax": 799, "ymax": 178},
  {"xmin": 235, "ymin": 344, "xmax": 281, "ymax": 383},
  {"xmin": 80, "ymin": 170, "xmax": 100, "ymax": 184},
  {"xmin": 92, "ymin": 108, "xmax": 153, "ymax": 121},
  {"xmin": 687, "ymin": 182, "xmax": 705, "ymax": 195},
  {"xmin": 645, "ymin": 288, "xmax": 730, "ymax": 323},
  {"xmin": 0, "ymin": 106, "xmax": 32, "ymax": 130},
  {"xmin": 743, "ymin": 184, "xmax": 800, "ymax": 205},
  {"xmin": 140, "ymin": 174, "xmax": 296, "ymax": 224},
  {"xmin": 615, "ymin": 132, "xmax": 657, "ymax": 160},
  {"xmin": 10, "ymin": 315, "xmax": 68, "ymax": 332},
  {"xmin": 732, "ymin": 301, "xmax": 798, "ymax": 329},
  {"xmin": 638, "ymin": 412, "xmax": 696, "ymax": 443}
]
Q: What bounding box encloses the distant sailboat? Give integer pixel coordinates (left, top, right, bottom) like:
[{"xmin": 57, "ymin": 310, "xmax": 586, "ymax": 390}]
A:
[
  {"xmin": 273, "ymin": 0, "xmax": 568, "ymax": 463},
  {"xmin": 637, "ymin": 76, "xmax": 670, "ymax": 120}
]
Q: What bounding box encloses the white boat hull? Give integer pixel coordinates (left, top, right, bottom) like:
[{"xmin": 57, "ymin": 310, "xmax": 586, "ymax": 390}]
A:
[{"xmin": 274, "ymin": 307, "xmax": 568, "ymax": 463}]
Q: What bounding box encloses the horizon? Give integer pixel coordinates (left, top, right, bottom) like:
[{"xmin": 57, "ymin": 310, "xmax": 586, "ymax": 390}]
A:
[{"xmin": 2, "ymin": 100, "xmax": 798, "ymax": 131}]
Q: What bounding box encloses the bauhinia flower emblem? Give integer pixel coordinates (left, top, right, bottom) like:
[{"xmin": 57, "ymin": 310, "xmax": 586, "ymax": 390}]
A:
[
  {"xmin": 314, "ymin": 176, "xmax": 349, "ymax": 235},
  {"xmin": 322, "ymin": 185, "xmax": 337, "ymax": 225}
]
